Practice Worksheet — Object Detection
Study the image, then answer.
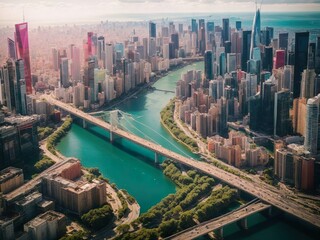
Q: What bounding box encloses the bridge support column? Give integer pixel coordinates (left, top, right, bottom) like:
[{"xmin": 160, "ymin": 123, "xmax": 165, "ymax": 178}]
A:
[
  {"xmin": 217, "ymin": 227, "xmax": 223, "ymax": 239},
  {"xmin": 268, "ymin": 206, "xmax": 272, "ymax": 217},
  {"xmin": 155, "ymin": 153, "xmax": 159, "ymax": 164},
  {"xmin": 110, "ymin": 131, "xmax": 114, "ymax": 142},
  {"xmin": 238, "ymin": 217, "xmax": 248, "ymax": 230},
  {"xmin": 83, "ymin": 119, "xmax": 87, "ymax": 129}
]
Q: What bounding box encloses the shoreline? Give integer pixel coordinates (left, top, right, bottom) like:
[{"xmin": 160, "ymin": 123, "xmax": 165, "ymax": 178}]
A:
[{"xmin": 90, "ymin": 60, "xmax": 201, "ymax": 113}]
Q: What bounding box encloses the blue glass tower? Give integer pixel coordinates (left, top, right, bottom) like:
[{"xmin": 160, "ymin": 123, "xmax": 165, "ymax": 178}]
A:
[{"xmin": 250, "ymin": 8, "xmax": 261, "ymax": 59}]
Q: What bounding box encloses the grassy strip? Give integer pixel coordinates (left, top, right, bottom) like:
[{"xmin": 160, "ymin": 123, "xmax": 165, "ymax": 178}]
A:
[
  {"xmin": 160, "ymin": 99, "xmax": 199, "ymax": 153},
  {"xmin": 47, "ymin": 116, "xmax": 73, "ymax": 155}
]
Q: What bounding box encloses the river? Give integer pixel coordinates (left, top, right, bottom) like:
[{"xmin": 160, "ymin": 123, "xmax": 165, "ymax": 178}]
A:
[{"xmin": 57, "ymin": 61, "xmax": 318, "ymax": 239}]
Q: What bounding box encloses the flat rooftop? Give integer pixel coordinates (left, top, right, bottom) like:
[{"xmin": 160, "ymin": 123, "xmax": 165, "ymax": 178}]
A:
[{"xmin": 0, "ymin": 167, "xmax": 23, "ymax": 182}]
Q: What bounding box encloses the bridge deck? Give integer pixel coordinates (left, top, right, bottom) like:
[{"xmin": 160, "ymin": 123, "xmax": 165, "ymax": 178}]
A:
[
  {"xmin": 42, "ymin": 95, "xmax": 320, "ymax": 229},
  {"xmin": 166, "ymin": 202, "xmax": 270, "ymax": 240}
]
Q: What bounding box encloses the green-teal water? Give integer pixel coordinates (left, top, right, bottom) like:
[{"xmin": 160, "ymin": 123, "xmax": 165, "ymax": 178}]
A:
[{"xmin": 57, "ymin": 62, "xmax": 318, "ymax": 239}]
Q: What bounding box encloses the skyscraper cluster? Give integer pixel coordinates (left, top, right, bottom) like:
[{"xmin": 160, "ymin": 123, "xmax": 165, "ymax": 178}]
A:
[{"xmin": 175, "ymin": 9, "xmax": 320, "ymax": 192}]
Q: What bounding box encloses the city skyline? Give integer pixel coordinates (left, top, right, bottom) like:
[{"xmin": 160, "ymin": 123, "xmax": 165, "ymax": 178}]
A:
[{"xmin": 1, "ymin": 0, "xmax": 320, "ymax": 26}]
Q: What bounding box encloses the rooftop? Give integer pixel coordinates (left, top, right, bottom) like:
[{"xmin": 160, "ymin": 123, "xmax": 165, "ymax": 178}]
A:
[{"xmin": 0, "ymin": 167, "xmax": 23, "ymax": 182}]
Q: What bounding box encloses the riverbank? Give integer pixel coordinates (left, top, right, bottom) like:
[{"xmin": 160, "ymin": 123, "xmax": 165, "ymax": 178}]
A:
[
  {"xmin": 160, "ymin": 98, "xmax": 199, "ymax": 153},
  {"xmin": 115, "ymin": 160, "xmax": 239, "ymax": 239}
]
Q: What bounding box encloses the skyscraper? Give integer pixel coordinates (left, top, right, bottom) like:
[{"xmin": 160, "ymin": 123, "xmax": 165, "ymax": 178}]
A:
[
  {"xmin": 250, "ymin": 8, "xmax": 261, "ymax": 59},
  {"xmin": 236, "ymin": 21, "xmax": 242, "ymax": 31},
  {"xmin": 15, "ymin": 22, "xmax": 32, "ymax": 94},
  {"xmin": 274, "ymin": 50, "xmax": 285, "ymax": 69},
  {"xmin": 222, "ymin": 18, "xmax": 230, "ymax": 43},
  {"xmin": 60, "ymin": 58, "xmax": 69, "ymax": 88},
  {"xmin": 274, "ymin": 90, "xmax": 291, "ymax": 137},
  {"xmin": 7, "ymin": 38, "xmax": 16, "ymax": 60},
  {"xmin": 293, "ymin": 32, "xmax": 309, "ymax": 98},
  {"xmin": 171, "ymin": 33, "xmax": 179, "ymax": 53},
  {"xmin": 191, "ymin": 19, "xmax": 198, "ymax": 33},
  {"xmin": 204, "ymin": 50, "xmax": 213, "ymax": 80},
  {"xmin": 315, "ymin": 36, "xmax": 320, "ymax": 74},
  {"xmin": 304, "ymin": 96, "xmax": 319, "ymax": 155},
  {"xmin": 71, "ymin": 45, "xmax": 81, "ymax": 82},
  {"xmin": 241, "ymin": 30, "xmax": 252, "ymax": 71},
  {"xmin": 105, "ymin": 44, "xmax": 114, "ymax": 74},
  {"xmin": 279, "ymin": 33, "xmax": 289, "ymax": 51},
  {"xmin": 15, "ymin": 59, "xmax": 27, "ymax": 115},
  {"xmin": 300, "ymin": 69, "xmax": 316, "ymax": 99},
  {"xmin": 97, "ymin": 36, "xmax": 105, "ymax": 62},
  {"xmin": 149, "ymin": 22, "xmax": 156, "ymax": 38},
  {"xmin": 308, "ymin": 42, "xmax": 316, "ymax": 69}
]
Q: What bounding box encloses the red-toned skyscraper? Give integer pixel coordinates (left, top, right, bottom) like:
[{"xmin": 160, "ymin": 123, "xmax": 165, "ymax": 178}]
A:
[
  {"xmin": 15, "ymin": 22, "xmax": 32, "ymax": 94},
  {"xmin": 273, "ymin": 50, "xmax": 285, "ymax": 69}
]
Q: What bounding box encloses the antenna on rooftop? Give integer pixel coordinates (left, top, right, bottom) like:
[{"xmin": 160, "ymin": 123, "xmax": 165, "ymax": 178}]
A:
[{"xmin": 23, "ymin": 7, "xmax": 25, "ymax": 22}]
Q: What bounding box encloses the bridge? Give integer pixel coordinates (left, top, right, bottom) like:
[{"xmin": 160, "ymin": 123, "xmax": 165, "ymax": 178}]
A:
[
  {"xmin": 42, "ymin": 94, "xmax": 320, "ymax": 229},
  {"xmin": 165, "ymin": 199, "xmax": 271, "ymax": 240}
]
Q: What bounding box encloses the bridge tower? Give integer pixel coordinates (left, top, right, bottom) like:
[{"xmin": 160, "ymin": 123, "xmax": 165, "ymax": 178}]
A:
[{"xmin": 109, "ymin": 110, "xmax": 119, "ymax": 142}]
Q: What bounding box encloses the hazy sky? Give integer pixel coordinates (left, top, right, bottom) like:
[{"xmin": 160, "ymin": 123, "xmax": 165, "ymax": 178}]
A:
[{"xmin": 1, "ymin": 0, "xmax": 320, "ymax": 25}]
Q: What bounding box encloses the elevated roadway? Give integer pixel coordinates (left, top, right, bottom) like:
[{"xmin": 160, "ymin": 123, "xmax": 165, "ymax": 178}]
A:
[{"xmin": 166, "ymin": 201, "xmax": 270, "ymax": 240}]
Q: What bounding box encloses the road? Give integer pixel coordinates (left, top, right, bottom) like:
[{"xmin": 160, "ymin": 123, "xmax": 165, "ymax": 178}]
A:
[
  {"xmin": 166, "ymin": 201, "xmax": 270, "ymax": 240},
  {"xmin": 42, "ymin": 94, "xmax": 320, "ymax": 229}
]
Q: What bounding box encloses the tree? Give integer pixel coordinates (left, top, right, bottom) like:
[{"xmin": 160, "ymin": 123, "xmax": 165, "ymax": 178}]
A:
[
  {"xmin": 159, "ymin": 219, "xmax": 179, "ymax": 237},
  {"xmin": 81, "ymin": 204, "xmax": 114, "ymax": 230}
]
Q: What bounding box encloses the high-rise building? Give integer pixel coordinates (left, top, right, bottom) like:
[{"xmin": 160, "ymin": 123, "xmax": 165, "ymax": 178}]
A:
[
  {"xmin": 274, "ymin": 90, "xmax": 291, "ymax": 137},
  {"xmin": 207, "ymin": 21, "xmax": 214, "ymax": 33},
  {"xmin": 300, "ymin": 69, "xmax": 316, "ymax": 99},
  {"xmin": 304, "ymin": 96, "xmax": 319, "ymax": 155},
  {"xmin": 171, "ymin": 33, "xmax": 179, "ymax": 56},
  {"xmin": 266, "ymin": 27, "xmax": 274, "ymax": 40},
  {"xmin": 263, "ymin": 46, "xmax": 273, "ymax": 72},
  {"xmin": 227, "ymin": 53, "xmax": 237, "ymax": 73},
  {"xmin": 70, "ymin": 45, "xmax": 81, "ymax": 82},
  {"xmin": 105, "ymin": 43, "xmax": 114, "ymax": 74},
  {"xmin": 199, "ymin": 26, "xmax": 206, "ymax": 55},
  {"xmin": 15, "ymin": 22, "xmax": 32, "ymax": 94},
  {"xmin": 204, "ymin": 50, "xmax": 213, "ymax": 80},
  {"xmin": 51, "ymin": 48, "xmax": 59, "ymax": 71},
  {"xmin": 249, "ymin": 94, "xmax": 261, "ymax": 131},
  {"xmin": 149, "ymin": 21, "xmax": 156, "ymax": 38},
  {"xmin": 308, "ymin": 42, "xmax": 316, "ymax": 69},
  {"xmin": 15, "ymin": 59, "xmax": 27, "ymax": 115},
  {"xmin": 191, "ymin": 19, "xmax": 198, "ymax": 33},
  {"xmin": 60, "ymin": 58, "xmax": 69, "ymax": 88},
  {"xmin": 222, "ymin": 18, "xmax": 230, "ymax": 43},
  {"xmin": 241, "ymin": 30, "xmax": 252, "ymax": 71},
  {"xmin": 236, "ymin": 21, "xmax": 242, "ymax": 31},
  {"xmin": 149, "ymin": 37, "xmax": 157, "ymax": 57},
  {"xmin": 274, "ymin": 50, "xmax": 285, "ymax": 69},
  {"xmin": 316, "ymin": 36, "xmax": 320, "ymax": 74},
  {"xmin": 262, "ymin": 80, "xmax": 276, "ymax": 133},
  {"xmin": 250, "ymin": 9, "xmax": 261, "ymax": 59},
  {"xmin": 97, "ymin": 36, "xmax": 105, "ymax": 62},
  {"xmin": 293, "ymin": 32, "xmax": 309, "ymax": 98},
  {"xmin": 279, "ymin": 33, "xmax": 289, "ymax": 51},
  {"xmin": 7, "ymin": 38, "xmax": 16, "ymax": 60}
]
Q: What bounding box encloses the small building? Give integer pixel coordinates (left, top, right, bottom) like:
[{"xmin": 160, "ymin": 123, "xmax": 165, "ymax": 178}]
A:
[
  {"xmin": 0, "ymin": 167, "xmax": 24, "ymax": 194},
  {"xmin": 24, "ymin": 210, "xmax": 66, "ymax": 240}
]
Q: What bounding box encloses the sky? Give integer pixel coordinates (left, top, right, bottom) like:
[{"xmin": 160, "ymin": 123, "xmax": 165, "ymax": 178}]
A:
[{"xmin": 1, "ymin": 0, "xmax": 320, "ymax": 25}]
